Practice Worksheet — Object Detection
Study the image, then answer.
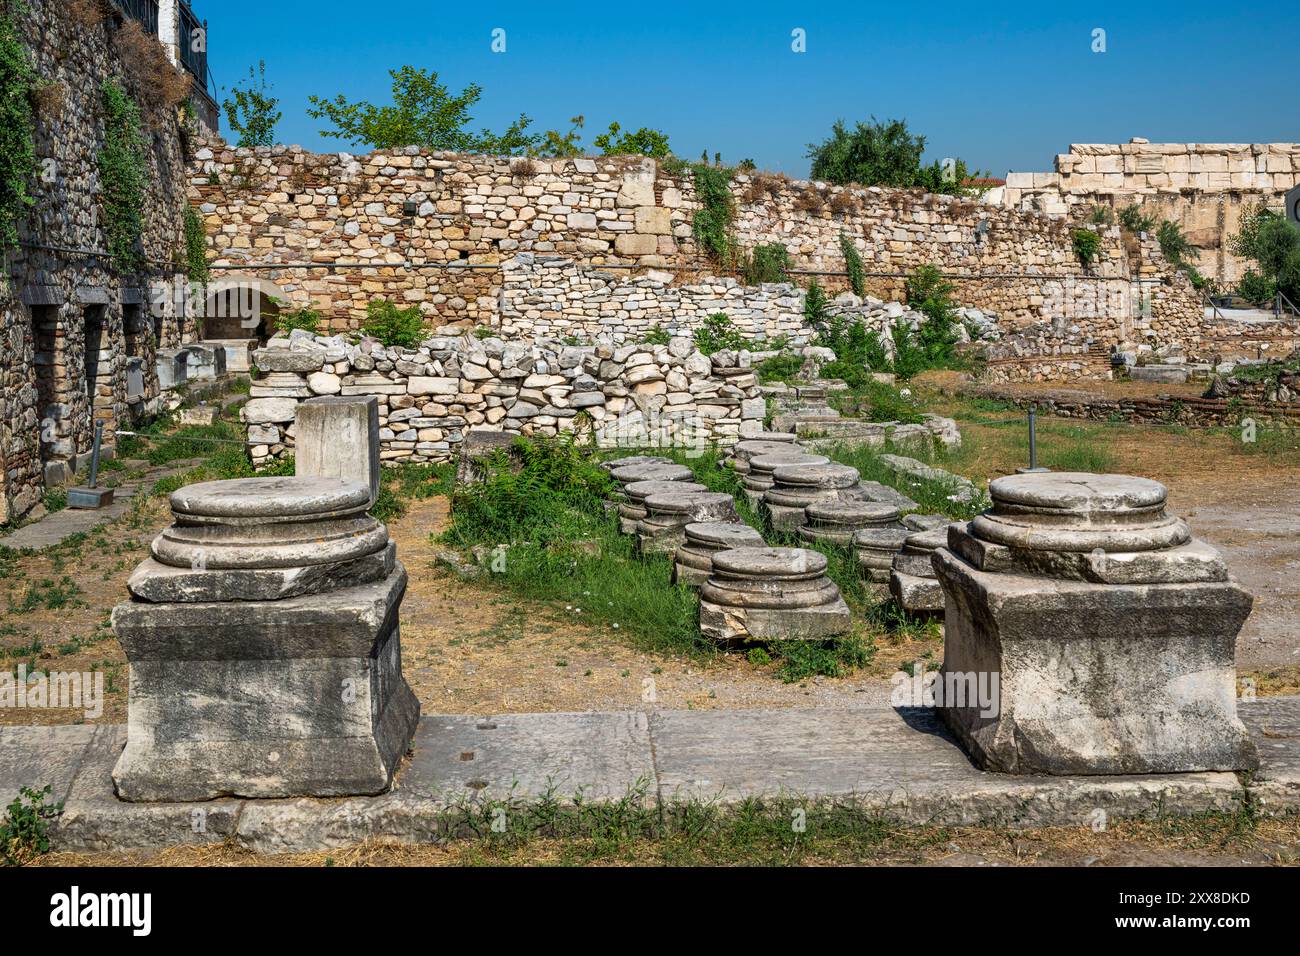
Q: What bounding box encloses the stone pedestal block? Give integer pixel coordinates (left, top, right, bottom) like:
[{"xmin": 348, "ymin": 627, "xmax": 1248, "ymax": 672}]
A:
[
  {"xmin": 933, "ymin": 472, "xmax": 1257, "ymax": 776},
  {"xmin": 889, "ymin": 526, "xmax": 949, "ymax": 612},
  {"xmin": 799, "ymin": 500, "xmax": 901, "ymax": 548},
  {"xmin": 762, "ymin": 463, "xmax": 860, "ymax": 531},
  {"xmin": 726, "ymin": 439, "xmax": 799, "ymax": 475},
  {"xmin": 636, "ymin": 491, "xmax": 741, "ymax": 557},
  {"xmin": 673, "ymin": 521, "xmax": 766, "ymax": 586},
  {"xmin": 618, "ymin": 479, "xmax": 706, "ymax": 533},
  {"xmin": 112, "ymin": 475, "xmax": 420, "ymax": 801},
  {"xmin": 699, "ymin": 547, "xmax": 851, "ymax": 644},
  {"xmin": 608, "ymin": 462, "xmax": 694, "ymax": 487}
]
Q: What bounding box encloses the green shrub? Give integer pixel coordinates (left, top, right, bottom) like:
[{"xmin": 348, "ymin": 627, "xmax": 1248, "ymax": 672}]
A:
[
  {"xmin": 741, "ymin": 242, "xmax": 790, "ymax": 284},
  {"xmin": 832, "ymin": 378, "xmax": 925, "ymax": 424},
  {"xmin": 641, "ymin": 323, "xmax": 671, "ymax": 345},
  {"xmin": 691, "ymin": 163, "xmax": 735, "ymax": 265},
  {"xmin": 693, "ymin": 312, "xmax": 747, "ymax": 355},
  {"xmin": 1071, "ymin": 228, "xmax": 1102, "ymax": 268},
  {"xmin": 1156, "ymin": 220, "xmax": 1197, "ymax": 269},
  {"xmin": 0, "ymin": 6, "xmax": 37, "ymax": 252},
  {"xmin": 274, "ymin": 303, "xmax": 322, "ymax": 335},
  {"xmin": 99, "ymin": 80, "xmax": 146, "ymax": 273},
  {"xmin": 362, "ymin": 299, "xmax": 427, "ymax": 348},
  {"xmin": 755, "ymin": 351, "xmax": 804, "ymax": 384},
  {"xmin": 839, "ymin": 231, "xmax": 865, "ymax": 296},
  {"xmin": 1, "ymin": 785, "xmax": 61, "ymax": 866},
  {"xmin": 444, "ymin": 436, "xmax": 614, "ymax": 547},
  {"xmin": 1118, "ymin": 204, "xmax": 1157, "ymax": 233},
  {"xmin": 1089, "ymin": 204, "xmax": 1114, "ymax": 226}
]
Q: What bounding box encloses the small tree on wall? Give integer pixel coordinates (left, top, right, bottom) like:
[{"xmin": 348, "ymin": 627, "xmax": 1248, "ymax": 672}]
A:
[{"xmin": 223, "ymin": 61, "xmax": 282, "ymax": 148}]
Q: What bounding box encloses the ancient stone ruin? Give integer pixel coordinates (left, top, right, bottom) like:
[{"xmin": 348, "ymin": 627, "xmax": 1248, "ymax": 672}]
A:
[
  {"xmin": 113, "ymin": 474, "xmax": 420, "ymax": 800},
  {"xmin": 933, "ymin": 472, "xmax": 1258, "ymax": 775},
  {"xmin": 698, "ymin": 547, "xmax": 852, "ymax": 644},
  {"xmin": 673, "ymin": 521, "xmax": 767, "ymax": 587}
]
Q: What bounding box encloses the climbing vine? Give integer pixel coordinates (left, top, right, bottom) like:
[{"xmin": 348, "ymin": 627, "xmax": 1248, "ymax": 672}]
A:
[
  {"xmin": 98, "ymin": 78, "xmax": 146, "ymax": 273},
  {"xmin": 183, "ymin": 204, "xmax": 208, "ymax": 284},
  {"xmin": 0, "ymin": 3, "xmax": 37, "ymax": 252},
  {"xmin": 691, "ymin": 162, "xmax": 735, "ymax": 266}
]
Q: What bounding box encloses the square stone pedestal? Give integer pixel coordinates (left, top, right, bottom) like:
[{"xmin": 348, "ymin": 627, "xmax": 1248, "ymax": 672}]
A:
[
  {"xmin": 111, "ymin": 566, "xmax": 420, "ymax": 801},
  {"xmin": 933, "ymin": 548, "xmax": 1258, "ymax": 775}
]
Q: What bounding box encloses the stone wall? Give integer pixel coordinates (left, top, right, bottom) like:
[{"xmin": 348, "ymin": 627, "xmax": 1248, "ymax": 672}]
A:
[
  {"xmin": 1, "ymin": 0, "xmax": 195, "ymax": 525},
  {"xmin": 189, "ymin": 140, "xmax": 1191, "ymax": 345},
  {"xmin": 1004, "ymin": 138, "xmax": 1300, "ymax": 285},
  {"xmin": 242, "ymin": 332, "xmax": 768, "ymax": 466}
]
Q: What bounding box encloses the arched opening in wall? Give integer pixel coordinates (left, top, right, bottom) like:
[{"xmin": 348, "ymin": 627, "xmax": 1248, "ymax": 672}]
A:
[{"xmin": 199, "ymin": 279, "xmax": 284, "ymax": 344}]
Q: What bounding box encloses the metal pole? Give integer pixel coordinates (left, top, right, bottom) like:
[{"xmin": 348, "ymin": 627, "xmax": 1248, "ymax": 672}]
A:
[
  {"xmin": 89, "ymin": 420, "xmax": 104, "ymax": 489},
  {"xmin": 1028, "ymin": 406, "xmax": 1038, "ymax": 471}
]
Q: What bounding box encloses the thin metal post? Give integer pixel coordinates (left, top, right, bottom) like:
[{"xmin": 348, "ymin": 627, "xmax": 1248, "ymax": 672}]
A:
[
  {"xmin": 89, "ymin": 420, "xmax": 104, "ymax": 489},
  {"xmin": 1028, "ymin": 406, "xmax": 1038, "ymax": 471}
]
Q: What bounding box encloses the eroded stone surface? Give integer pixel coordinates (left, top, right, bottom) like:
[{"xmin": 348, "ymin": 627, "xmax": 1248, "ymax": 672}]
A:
[
  {"xmin": 699, "ymin": 546, "xmax": 851, "ymax": 643},
  {"xmin": 935, "ymin": 471, "xmax": 1257, "ymax": 776},
  {"xmin": 674, "ymin": 521, "xmax": 767, "ymax": 586}
]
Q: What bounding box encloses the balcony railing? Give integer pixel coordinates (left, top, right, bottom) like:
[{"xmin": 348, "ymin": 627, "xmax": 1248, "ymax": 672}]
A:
[
  {"xmin": 178, "ymin": 2, "xmax": 207, "ymax": 83},
  {"xmin": 110, "ymin": 0, "xmax": 160, "ymax": 35}
]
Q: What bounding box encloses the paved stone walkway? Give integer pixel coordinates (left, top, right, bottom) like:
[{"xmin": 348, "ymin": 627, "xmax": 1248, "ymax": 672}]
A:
[
  {"xmin": 3, "ymin": 698, "xmax": 1295, "ymax": 854},
  {"xmin": 0, "ymin": 458, "xmax": 205, "ymax": 551}
]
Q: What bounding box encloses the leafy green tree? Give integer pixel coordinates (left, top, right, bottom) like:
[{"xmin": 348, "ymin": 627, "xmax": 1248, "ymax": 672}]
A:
[
  {"xmin": 806, "ymin": 117, "xmax": 980, "ymax": 196},
  {"xmin": 222, "ymin": 61, "xmax": 282, "ymax": 148},
  {"xmin": 1156, "ymin": 220, "xmax": 1197, "ymax": 269},
  {"xmin": 592, "ymin": 121, "xmax": 672, "ymax": 158},
  {"xmin": 307, "ymin": 66, "xmax": 536, "ymax": 154},
  {"xmin": 1230, "ymin": 206, "xmax": 1300, "ymax": 304}
]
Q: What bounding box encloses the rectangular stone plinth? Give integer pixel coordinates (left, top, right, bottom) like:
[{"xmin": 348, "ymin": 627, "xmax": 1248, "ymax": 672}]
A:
[
  {"xmin": 763, "ymin": 503, "xmax": 806, "ymax": 531},
  {"xmin": 932, "ymin": 548, "xmax": 1258, "ymax": 775},
  {"xmin": 112, "ymin": 566, "xmax": 420, "ymax": 801},
  {"xmin": 699, "ymin": 597, "xmax": 851, "ymax": 644},
  {"xmin": 889, "ymin": 570, "xmax": 944, "ymax": 612}
]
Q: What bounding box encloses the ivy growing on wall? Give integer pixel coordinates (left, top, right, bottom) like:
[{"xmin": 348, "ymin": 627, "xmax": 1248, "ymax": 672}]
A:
[
  {"xmin": 0, "ymin": 4, "xmax": 37, "ymax": 252},
  {"xmin": 183, "ymin": 205, "xmax": 208, "ymax": 284},
  {"xmin": 691, "ymin": 163, "xmax": 735, "ymax": 266},
  {"xmin": 98, "ymin": 79, "xmax": 146, "ymax": 273},
  {"xmin": 839, "ymin": 231, "xmax": 865, "ymax": 296}
]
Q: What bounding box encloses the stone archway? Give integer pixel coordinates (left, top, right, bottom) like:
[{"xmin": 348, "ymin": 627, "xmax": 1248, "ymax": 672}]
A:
[{"xmin": 198, "ymin": 277, "xmax": 287, "ymax": 344}]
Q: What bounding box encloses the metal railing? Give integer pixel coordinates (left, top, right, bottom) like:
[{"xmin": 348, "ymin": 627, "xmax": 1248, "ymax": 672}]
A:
[
  {"xmin": 178, "ymin": 2, "xmax": 207, "ymax": 83},
  {"xmin": 110, "ymin": 0, "xmax": 160, "ymax": 34}
]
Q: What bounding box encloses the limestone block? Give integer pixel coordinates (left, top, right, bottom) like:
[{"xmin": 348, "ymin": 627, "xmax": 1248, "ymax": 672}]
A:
[
  {"xmin": 295, "ymin": 396, "xmax": 381, "ymax": 507},
  {"xmin": 934, "ymin": 472, "xmax": 1257, "ymax": 776}
]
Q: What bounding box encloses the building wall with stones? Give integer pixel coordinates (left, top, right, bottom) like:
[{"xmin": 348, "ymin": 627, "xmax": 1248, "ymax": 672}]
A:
[
  {"xmin": 242, "ymin": 332, "xmax": 767, "ymax": 466},
  {"xmin": 1, "ymin": 0, "xmax": 195, "ymax": 525},
  {"xmin": 1003, "ymin": 139, "xmax": 1300, "ymax": 285},
  {"xmin": 190, "ymin": 140, "xmax": 1197, "ymax": 349}
]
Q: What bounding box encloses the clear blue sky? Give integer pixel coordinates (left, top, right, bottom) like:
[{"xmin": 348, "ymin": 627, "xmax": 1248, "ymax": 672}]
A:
[{"xmin": 200, "ymin": 0, "xmax": 1300, "ymax": 177}]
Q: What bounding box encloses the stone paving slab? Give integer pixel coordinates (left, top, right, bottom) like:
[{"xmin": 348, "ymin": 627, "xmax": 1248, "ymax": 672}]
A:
[
  {"xmin": 1, "ymin": 699, "xmax": 1295, "ymax": 854},
  {"xmin": 1239, "ymin": 698, "xmax": 1300, "ymax": 816}
]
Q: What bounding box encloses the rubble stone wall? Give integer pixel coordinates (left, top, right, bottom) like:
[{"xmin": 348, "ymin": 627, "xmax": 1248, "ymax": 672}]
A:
[
  {"xmin": 242, "ymin": 332, "xmax": 769, "ymax": 466},
  {"xmin": 1, "ymin": 0, "xmax": 193, "ymax": 524}
]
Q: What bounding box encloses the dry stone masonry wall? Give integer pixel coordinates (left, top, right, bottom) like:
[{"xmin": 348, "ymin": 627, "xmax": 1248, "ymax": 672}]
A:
[
  {"xmin": 2, "ymin": 0, "xmax": 194, "ymax": 525},
  {"xmin": 243, "ymin": 332, "xmax": 769, "ymax": 466}
]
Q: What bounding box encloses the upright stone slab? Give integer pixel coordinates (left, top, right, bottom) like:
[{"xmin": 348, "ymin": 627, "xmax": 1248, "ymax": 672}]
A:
[
  {"xmin": 112, "ymin": 476, "xmax": 420, "ymax": 801},
  {"xmin": 698, "ymin": 547, "xmax": 851, "ymax": 643},
  {"xmin": 933, "ymin": 472, "xmax": 1257, "ymax": 775},
  {"xmin": 296, "ymin": 396, "xmax": 381, "ymax": 507},
  {"xmin": 762, "ymin": 462, "xmax": 860, "ymax": 531},
  {"xmin": 674, "ymin": 521, "xmax": 767, "ymax": 586}
]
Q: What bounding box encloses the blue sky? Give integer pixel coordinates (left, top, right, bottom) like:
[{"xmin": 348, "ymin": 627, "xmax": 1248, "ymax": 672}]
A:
[{"xmin": 201, "ymin": 0, "xmax": 1300, "ymax": 177}]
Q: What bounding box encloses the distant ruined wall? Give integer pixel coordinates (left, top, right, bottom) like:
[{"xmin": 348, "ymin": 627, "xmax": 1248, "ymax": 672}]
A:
[
  {"xmin": 1004, "ymin": 139, "xmax": 1300, "ymax": 286},
  {"xmin": 1, "ymin": 0, "xmax": 192, "ymax": 525}
]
